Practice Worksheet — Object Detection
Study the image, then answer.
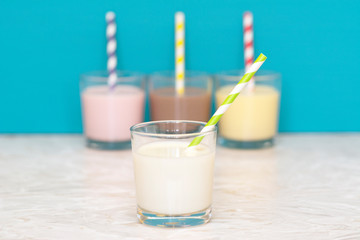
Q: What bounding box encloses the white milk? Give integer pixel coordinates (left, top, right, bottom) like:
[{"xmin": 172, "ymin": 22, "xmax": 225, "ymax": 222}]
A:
[{"xmin": 133, "ymin": 141, "xmax": 215, "ymax": 215}]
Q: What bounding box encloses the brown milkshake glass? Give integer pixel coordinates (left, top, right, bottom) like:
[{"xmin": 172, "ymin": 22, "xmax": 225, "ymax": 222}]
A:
[{"xmin": 149, "ymin": 71, "xmax": 212, "ymax": 122}]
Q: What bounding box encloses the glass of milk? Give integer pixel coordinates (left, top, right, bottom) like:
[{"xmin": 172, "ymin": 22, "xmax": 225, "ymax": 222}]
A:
[
  {"xmin": 149, "ymin": 71, "xmax": 212, "ymax": 122},
  {"xmin": 215, "ymin": 70, "xmax": 281, "ymax": 149},
  {"xmin": 80, "ymin": 71, "xmax": 145, "ymax": 150},
  {"xmin": 130, "ymin": 120, "xmax": 217, "ymax": 227}
]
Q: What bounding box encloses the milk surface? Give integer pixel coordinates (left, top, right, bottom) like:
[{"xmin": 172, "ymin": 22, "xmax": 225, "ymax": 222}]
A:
[
  {"xmin": 216, "ymin": 85, "xmax": 280, "ymax": 141},
  {"xmin": 133, "ymin": 141, "xmax": 215, "ymax": 215}
]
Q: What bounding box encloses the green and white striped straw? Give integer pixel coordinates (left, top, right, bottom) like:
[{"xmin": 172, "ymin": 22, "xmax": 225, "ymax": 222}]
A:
[{"xmin": 188, "ymin": 53, "xmax": 267, "ymax": 148}]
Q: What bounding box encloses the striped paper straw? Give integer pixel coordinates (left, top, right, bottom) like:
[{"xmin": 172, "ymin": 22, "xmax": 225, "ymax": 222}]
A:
[
  {"xmin": 243, "ymin": 11, "xmax": 255, "ymax": 92},
  {"xmin": 106, "ymin": 11, "xmax": 117, "ymax": 90},
  {"xmin": 175, "ymin": 12, "xmax": 185, "ymax": 95},
  {"xmin": 188, "ymin": 53, "xmax": 267, "ymax": 148}
]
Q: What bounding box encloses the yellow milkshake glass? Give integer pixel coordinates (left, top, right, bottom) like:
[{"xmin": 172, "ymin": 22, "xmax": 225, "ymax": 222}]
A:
[
  {"xmin": 215, "ymin": 70, "xmax": 281, "ymax": 149},
  {"xmin": 80, "ymin": 71, "xmax": 146, "ymax": 150}
]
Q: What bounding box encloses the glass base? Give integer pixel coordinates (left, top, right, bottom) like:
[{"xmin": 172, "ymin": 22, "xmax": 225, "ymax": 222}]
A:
[
  {"xmin": 137, "ymin": 206, "xmax": 212, "ymax": 228},
  {"xmin": 219, "ymin": 136, "xmax": 274, "ymax": 149},
  {"xmin": 86, "ymin": 138, "xmax": 131, "ymax": 150}
]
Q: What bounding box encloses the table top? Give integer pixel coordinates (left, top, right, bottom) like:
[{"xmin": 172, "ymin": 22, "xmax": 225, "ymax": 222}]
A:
[{"xmin": 1, "ymin": 134, "xmax": 360, "ymax": 240}]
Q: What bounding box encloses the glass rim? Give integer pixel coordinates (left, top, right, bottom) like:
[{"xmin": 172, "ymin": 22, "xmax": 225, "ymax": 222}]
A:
[
  {"xmin": 150, "ymin": 70, "xmax": 210, "ymax": 79},
  {"xmin": 80, "ymin": 70, "xmax": 144, "ymax": 83},
  {"xmin": 130, "ymin": 120, "xmax": 217, "ymax": 138},
  {"xmin": 215, "ymin": 69, "xmax": 281, "ymax": 82}
]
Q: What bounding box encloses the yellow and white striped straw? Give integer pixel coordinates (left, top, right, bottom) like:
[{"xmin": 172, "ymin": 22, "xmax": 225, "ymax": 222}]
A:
[
  {"xmin": 188, "ymin": 53, "xmax": 267, "ymax": 148},
  {"xmin": 175, "ymin": 12, "xmax": 185, "ymax": 95}
]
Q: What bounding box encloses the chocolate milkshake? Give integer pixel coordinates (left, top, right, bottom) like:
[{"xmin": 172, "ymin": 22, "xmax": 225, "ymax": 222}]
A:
[{"xmin": 150, "ymin": 87, "xmax": 211, "ymax": 122}]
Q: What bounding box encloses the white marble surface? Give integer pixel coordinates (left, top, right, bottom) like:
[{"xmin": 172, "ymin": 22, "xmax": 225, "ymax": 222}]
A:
[{"xmin": 1, "ymin": 134, "xmax": 360, "ymax": 240}]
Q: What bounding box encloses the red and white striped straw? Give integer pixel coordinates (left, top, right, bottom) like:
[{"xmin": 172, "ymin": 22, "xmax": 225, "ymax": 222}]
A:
[{"xmin": 243, "ymin": 11, "xmax": 255, "ymax": 91}]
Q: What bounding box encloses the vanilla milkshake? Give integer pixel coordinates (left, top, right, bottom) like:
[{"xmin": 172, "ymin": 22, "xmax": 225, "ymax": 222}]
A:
[
  {"xmin": 216, "ymin": 85, "xmax": 279, "ymax": 141},
  {"xmin": 215, "ymin": 70, "xmax": 281, "ymax": 149}
]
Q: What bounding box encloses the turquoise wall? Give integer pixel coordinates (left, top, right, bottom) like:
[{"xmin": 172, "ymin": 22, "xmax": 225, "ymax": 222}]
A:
[{"xmin": 0, "ymin": 0, "xmax": 359, "ymax": 133}]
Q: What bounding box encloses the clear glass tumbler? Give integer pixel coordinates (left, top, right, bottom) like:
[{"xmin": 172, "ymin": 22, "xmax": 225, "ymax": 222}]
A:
[
  {"xmin": 80, "ymin": 71, "xmax": 145, "ymax": 150},
  {"xmin": 149, "ymin": 71, "xmax": 212, "ymax": 122},
  {"xmin": 130, "ymin": 120, "xmax": 217, "ymax": 227},
  {"xmin": 215, "ymin": 70, "xmax": 281, "ymax": 149}
]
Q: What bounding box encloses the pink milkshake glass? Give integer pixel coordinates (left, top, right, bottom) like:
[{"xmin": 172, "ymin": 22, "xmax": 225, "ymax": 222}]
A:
[{"xmin": 80, "ymin": 71, "xmax": 145, "ymax": 150}]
